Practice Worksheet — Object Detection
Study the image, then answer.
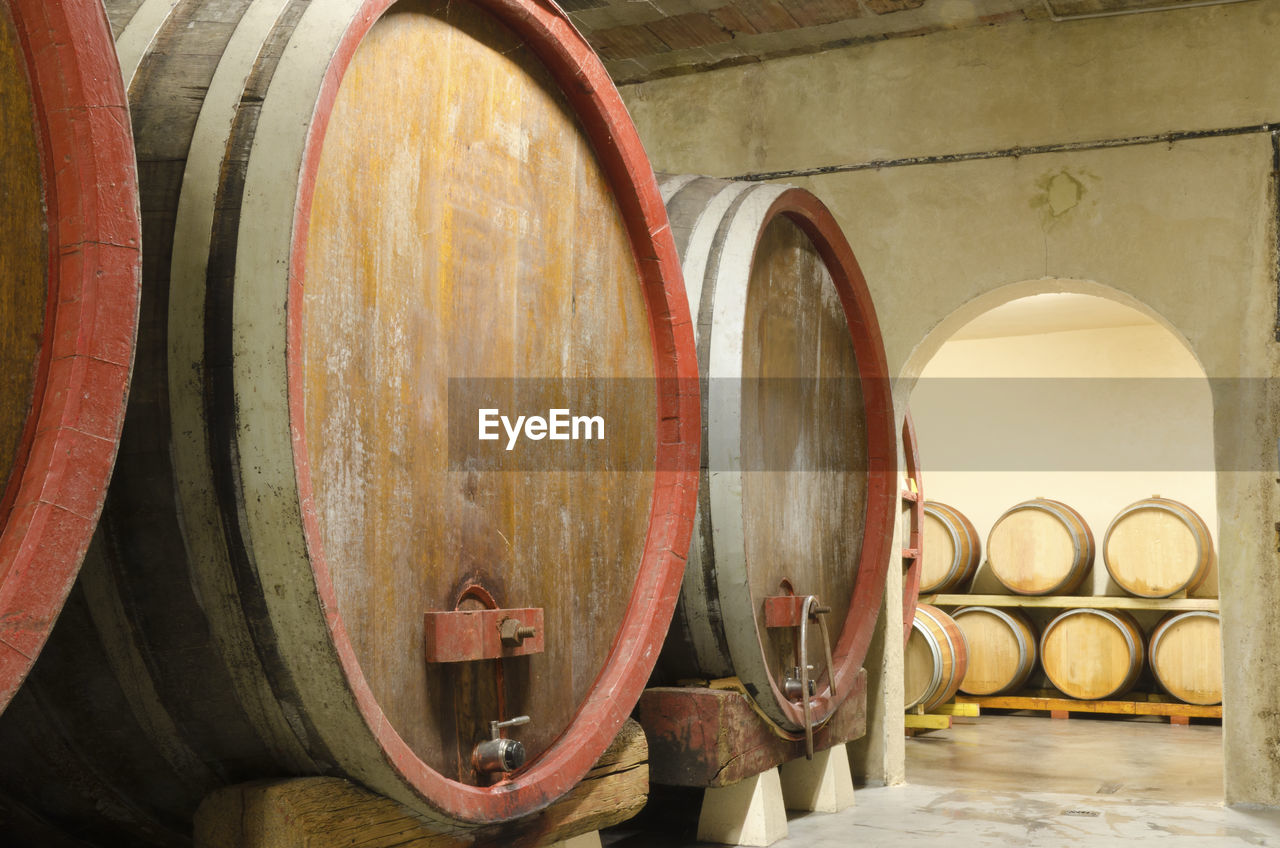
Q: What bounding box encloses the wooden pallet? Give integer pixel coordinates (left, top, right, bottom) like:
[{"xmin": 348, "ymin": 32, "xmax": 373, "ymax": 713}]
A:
[{"xmin": 954, "ymin": 692, "xmax": 1221, "ymax": 725}]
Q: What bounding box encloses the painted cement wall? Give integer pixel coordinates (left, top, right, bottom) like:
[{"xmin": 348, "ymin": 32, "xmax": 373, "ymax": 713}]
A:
[{"xmin": 622, "ymin": 1, "xmax": 1280, "ymax": 804}]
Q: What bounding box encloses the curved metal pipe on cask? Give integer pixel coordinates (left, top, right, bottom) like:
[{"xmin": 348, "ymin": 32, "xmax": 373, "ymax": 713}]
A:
[
  {"xmin": 0, "ymin": 0, "xmax": 140, "ymax": 713},
  {"xmin": 0, "ymin": 0, "xmax": 697, "ymax": 843},
  {"xmin": 651, "ymin": 174, "xmax": 896, "ymax": 737}
]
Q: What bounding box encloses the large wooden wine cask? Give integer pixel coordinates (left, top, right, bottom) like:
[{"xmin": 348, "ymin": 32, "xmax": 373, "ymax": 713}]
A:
[
  {"xmin": 919, "ymin": 501, "xmax": 980, "ymax": 593},
  {"xmin": 652, "ymin": 174, "xmax": 895, "ymax": 735},
  {"xmin": 0, "ymin": 1, "xmax": 697, "ymax": 844},
  {"xmin": 902, "ymin": 412, "xmax": 924, "ymax": 645},
  {"xmin": 987, "ymin": 498, "xmax": 1094, "ymax": 595},
  {"xmin": 1149, "ymin": 611, "xmax": 1222, "ymax": 705},
  {"xmin": 1040, "ymin": 608, "xmax": 1144, "ymax": 700},
  {"xmin": 904, "ymin": 605, "xmax": 968, "ymax": 712},
  {"xmin": 952, "ymin": 606, "xmax": 1037, "ymax": 696},
  {"xmin": 1103, "ymin": 497, "xmax": 1214, "ymax": 598},
  {"xmin": 0, "ymin": 0, "xmax": 140, "ymax": 712}
]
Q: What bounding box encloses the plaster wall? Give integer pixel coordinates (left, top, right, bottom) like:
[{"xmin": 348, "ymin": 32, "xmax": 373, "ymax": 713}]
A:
[{"xmin": 621, "ymin": 2, "xmax": 1280, "ymax": 804}]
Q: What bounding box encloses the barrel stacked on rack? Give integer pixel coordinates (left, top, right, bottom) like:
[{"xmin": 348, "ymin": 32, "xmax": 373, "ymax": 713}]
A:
[
  {"xmin": 912, "ymin": 496, "xmax": 1222, "ymax": 710},
  {"xmin": 0, "ymin": 0, "xmax": 140, "ymax": 710},
  {"xmin": 0, "ymin": 1, "xmax": 701, "ymax": 844}
]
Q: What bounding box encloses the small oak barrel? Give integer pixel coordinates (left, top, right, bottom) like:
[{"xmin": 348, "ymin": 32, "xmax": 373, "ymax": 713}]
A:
[
  {"xmin": 1103, "ymin": 497, "xmax": 1214, "ymax": 598},
  {"xmin": 904, "ymin": 605, "xmax": 968, "ymax": 712},
  {"xmin": 1040, "ymin": 609, "xmax": 1145, "ymax": 700},
  {"xmin": 0, "ymin": 0, "xmax": 140, "ymax": 712},
  {"xmin": 987, "ymin": 498, "xmax": 1094, "ymax": 595},
  {"xmin": 651, "ymin": 174, "xmax": 895, "ymax": 736},
  {"xmin": 902, "ymin": 412, "xmax": 924, "ymax": 646},
  {"xmin": 1149, "ymin": 611, "xmax": 1222, "ymax": 705},
  {"xmin": 919, "ymin": 501, "xmax": 981, "ymax": 593},
  {"xmin": 0, "ymin": 1, "xmax": 698, "ymax": 844},
  {"xmin": 952, "ymin": 606, "xmax": 1037, "ymax": 696}
]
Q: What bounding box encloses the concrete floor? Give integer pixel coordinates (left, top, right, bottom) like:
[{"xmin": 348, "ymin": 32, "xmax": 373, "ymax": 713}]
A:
[{"xmin": 605, "ymin": 714, "xmax": 1280, "ymax": 846}]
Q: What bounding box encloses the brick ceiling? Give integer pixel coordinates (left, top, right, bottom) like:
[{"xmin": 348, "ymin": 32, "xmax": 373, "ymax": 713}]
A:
[{"xmin": 561, "ymin": 0, "xmax": 1247, "ymax": 84}]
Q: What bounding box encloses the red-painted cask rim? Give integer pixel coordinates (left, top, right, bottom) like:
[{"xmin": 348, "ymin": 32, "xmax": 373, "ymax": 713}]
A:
[
  {"xmin": 0, "ymin": 0, "xmax": 141, "ymax": 713},
  {"xmin": 285, "ymin": 0, "xmax": 697, "ymax": 824}
]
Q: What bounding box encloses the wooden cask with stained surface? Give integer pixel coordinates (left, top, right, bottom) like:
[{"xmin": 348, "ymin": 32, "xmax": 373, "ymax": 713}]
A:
[
  {"xmin": 952, "ymin": 606, "xmax": 1037, "ymax": 696},
  {"xmin": 904, "ymin": 604, "xmax": 968, "ymax": 712},
  {"xmin": 1040, "ymin": 609, "xmax": 1144, "ymax": 700},
  {"xmin": 0, "ymin": 0, "xmax": 140, "ymax": 712},
  {"xmin": 919, "ymin": 501, "xmax": 980, "ymax": 593},
  {"xmin": 1149, "ymin": 611, "xmax": 1222, "ymax": 705},
  {"xmin": 0, "ymin": 1, "xmax": 697, "ymax": 844},
  {"xmin": 987, "ymin": 498, "xmax": 1094, "ymax": 595},
  {"xmin": 1104, "ymin": 497, "xmax": 1214, "ymax": 598},
  {"xmin": 652, "ymin": 174, "xmax": 895, "ymax": 737}
]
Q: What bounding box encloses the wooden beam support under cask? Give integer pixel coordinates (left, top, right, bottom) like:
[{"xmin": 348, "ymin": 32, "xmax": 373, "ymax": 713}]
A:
[
  {"xmin": 193, "ymin": 720, "xmax": 649, "ymax": 848},
  {"xmin": 635, "ymin": 669, "xmax": 867, "ymax": 789}
]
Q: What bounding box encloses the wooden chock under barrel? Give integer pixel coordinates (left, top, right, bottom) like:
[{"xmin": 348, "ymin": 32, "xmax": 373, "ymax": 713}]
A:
[
  {"xmin": 634, "ymin": 670, "xmax": 866, "ymax": 846},
  {"xmin": 193, "ymin": 719, "xmax": 648, "ymax": 848}
]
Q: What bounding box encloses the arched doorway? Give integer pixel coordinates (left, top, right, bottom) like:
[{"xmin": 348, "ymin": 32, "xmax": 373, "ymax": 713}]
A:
[{"xmin": 902, "ymin": 282, "xmax": 1221, "ymax": 802}]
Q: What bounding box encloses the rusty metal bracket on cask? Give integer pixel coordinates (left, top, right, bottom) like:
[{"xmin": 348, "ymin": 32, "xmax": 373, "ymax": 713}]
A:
[{"xmin": 424, "ymin": 608, "xmax": 545, "ymax": 662}]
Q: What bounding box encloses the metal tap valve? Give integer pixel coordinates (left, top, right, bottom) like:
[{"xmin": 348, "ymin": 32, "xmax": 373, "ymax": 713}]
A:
[
  {"xmin": 472, "ymin": 715, "xmax": 531, "ymax": 774},
  {"xmin": 784, "ymin": 665, "xmax": 816, "ymax": 701}
]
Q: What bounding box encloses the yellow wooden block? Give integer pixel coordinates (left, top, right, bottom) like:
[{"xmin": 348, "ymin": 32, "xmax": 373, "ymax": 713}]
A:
[
  {"xmin": 933, "ymin": 702, "xmax": 979, "ymax": 716},
  {"xmin": 903, "ymin": 713, "xmax": 950, "ymax": 730}
]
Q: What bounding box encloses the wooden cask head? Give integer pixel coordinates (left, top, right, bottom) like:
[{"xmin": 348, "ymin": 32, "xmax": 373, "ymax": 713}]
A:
[
  {"xmin": 1040, "ymin": 608, "xmax": 1144, "ymax": 700},
  {"xmin": 987, "ymin": 498, "xmax": 1094, "ymax": 595},
  {"xmin": 1149, "ymin": 611, "xmax": 1221, "ymax": 705},
  {"xmin": 302, "ymin": 0, "xmax": 664, "ymax": 791},
  {"xmin": 952, "ymin": 606, "xmax": 1036, "ymax": 696},
  {"xmin": 1104, "ymin": 497, "xmax": 1213, "ymax": 598},
  {"xmin": 0, "ymin": 0, "xmax": 140, "ymax": 712}
]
